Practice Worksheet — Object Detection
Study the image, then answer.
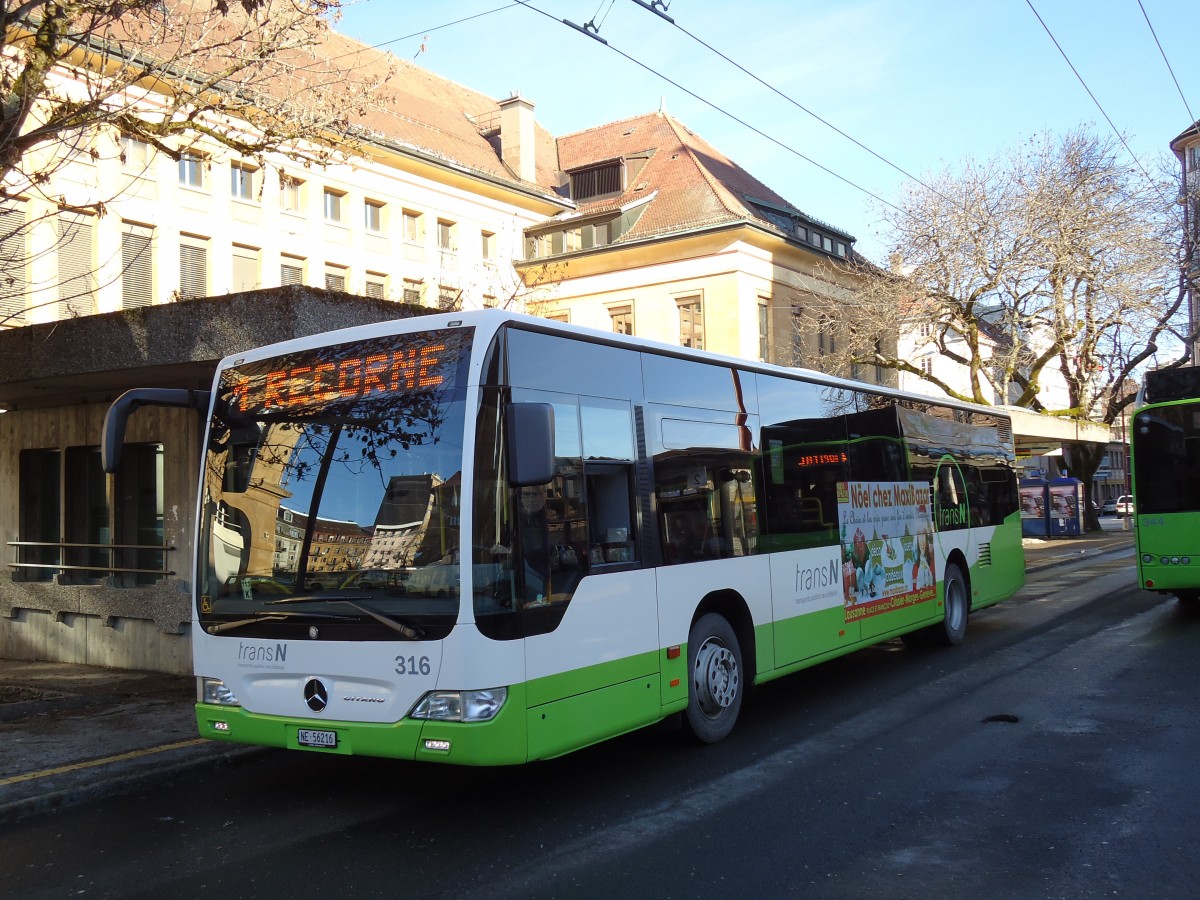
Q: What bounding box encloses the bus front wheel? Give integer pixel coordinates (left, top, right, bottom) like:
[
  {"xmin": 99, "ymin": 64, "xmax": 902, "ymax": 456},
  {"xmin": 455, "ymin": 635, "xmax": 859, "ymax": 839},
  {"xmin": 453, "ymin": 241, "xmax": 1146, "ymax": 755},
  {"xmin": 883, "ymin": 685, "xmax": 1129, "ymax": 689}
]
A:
[{"xmin": 685, "ymin": 613, "xmax": 744, "ymax": 743}]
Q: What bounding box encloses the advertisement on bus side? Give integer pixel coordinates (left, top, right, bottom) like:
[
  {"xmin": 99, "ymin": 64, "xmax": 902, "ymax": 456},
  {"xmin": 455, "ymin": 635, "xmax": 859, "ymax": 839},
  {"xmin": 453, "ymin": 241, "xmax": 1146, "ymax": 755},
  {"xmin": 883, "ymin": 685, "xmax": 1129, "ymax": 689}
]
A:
[{"xmin": 837, "ymin": 482, "xmax": 937, "ymax": 622}]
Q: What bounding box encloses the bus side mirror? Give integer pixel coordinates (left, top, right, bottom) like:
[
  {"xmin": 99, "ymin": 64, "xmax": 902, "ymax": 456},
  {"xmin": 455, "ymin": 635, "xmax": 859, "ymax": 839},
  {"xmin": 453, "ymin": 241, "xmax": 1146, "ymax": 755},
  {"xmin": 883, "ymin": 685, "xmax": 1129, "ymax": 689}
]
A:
[
  {"xmin": 506, "ymin": 402, "xmax": 555, "ymax": 486},
  {"xmin": 102, "ymin": 388, "xmax": 211, "ymax": 473}
]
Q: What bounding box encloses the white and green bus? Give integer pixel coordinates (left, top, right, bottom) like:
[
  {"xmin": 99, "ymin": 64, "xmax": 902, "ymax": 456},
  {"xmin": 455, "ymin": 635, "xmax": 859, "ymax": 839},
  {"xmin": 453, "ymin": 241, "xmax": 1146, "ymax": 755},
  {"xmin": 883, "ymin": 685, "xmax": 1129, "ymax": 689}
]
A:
[{"xmin": 104, "ymin": 309, "xmax": 1025, "ymax": 764}]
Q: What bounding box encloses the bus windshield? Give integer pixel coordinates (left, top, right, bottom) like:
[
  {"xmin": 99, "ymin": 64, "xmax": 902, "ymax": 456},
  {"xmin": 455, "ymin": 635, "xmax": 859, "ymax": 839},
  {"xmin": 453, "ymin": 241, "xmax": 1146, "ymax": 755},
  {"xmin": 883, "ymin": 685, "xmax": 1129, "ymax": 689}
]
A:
[
  {"xmin": 197, "ymin": 327, "xmax": 472, "ymax": 640},
  {"xmin": 1133, "ymin": 403, "xmax": 1200, "ymax": 515}
]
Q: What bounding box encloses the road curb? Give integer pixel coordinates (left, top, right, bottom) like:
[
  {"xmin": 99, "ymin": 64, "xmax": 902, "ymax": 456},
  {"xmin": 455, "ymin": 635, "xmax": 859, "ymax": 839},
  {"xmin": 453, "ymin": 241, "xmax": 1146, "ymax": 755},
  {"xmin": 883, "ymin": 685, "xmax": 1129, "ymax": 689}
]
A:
[
  {"xmin": 1025, "ymin": 540, "xmax": 1134, "ymax": 575},
  {"xmin": 0, "ymin": 742, "xmax": 268, "ymax": 826}
]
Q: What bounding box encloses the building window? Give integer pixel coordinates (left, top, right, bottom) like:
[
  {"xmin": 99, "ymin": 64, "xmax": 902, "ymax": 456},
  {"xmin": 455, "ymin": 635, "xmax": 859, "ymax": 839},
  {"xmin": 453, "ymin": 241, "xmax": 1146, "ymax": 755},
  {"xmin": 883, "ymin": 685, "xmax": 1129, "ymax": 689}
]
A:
[
  {"xmin": 280, "ymin": 175, "xmax": 303, "ymax": 213},
  {"xmin": 817, "ymin": 314, "xmax": 836, "ymax": 356},
  {"xmin": 179, "ymin": 234, "xmax": 208, "ymax": 299},
  {"xmin": 402, "ymin": 279, "xmax": 423, "ymax": 304},
  {"xmin": 17, "ymin": 444, "xmax": 163, "ymax": 584},
  {"xmin": 324, "ymin": 263, "xmax": 347, "ymax": 292},
  {"xmin": 364, "ymin": 199, "xmax": 384, "ymax": 232},
  {"xmin": 564, "ymin": 229, "xmax": 582, "ymax": 252},
  {"xmin": 483, "ymin": 294, "xmax": 498, "ymax": 308},
  {"xmin": 18, "ymin": 449, "xmax": 61, "ymax": 581},
  {"xmin": 758, "ymin": 297, "xmax": 771, "ymax": 362},
  {"xmin": 121, "ymin": 223, "xmax": 153, "ymax": 309},
  {"xmin": 178, "ymin": 153, "xmax": 205, "ymax": 189},
  {"xmin": 0, "ymin": 202, "xmax": 28, "ymax": 326},
  {"xmin": 437, "ymin": 284, "xmax": 459, "ymax": 310},
  {"xmin": 547, "ymin": 310, "xmax": 569, "ymax": 323},
  {"xmin": 364, "ymin": 272, "xmax": 387, "ymax": 299},
  {"xmin": 437, "ymin": 219, "xmax": 456, "ymax": 251},
  {"xmin": 280, "ymin": 255, "xmax": 305, "ymax": 286},
  {"xmin": 402, "ymin": 210, "xmax": 423, "ymax": 243},
  {"xmin": 57, "ymin": 212, "xmax": 96, "ymax": 317},
  {"xmin": 919, "ymin": 355, "xmax": 933, "ymax": 375},
  {"xmin": 677, "ymin": 296, "xmax": 704, "ymax": 350},
  {"xmin": 121, "ymin": 136, "xmax": 152, "ymax": 172},
  {"xmin": 103, "ymin": 443, "xmax": 166, "ymax": 583},
  {"xmin": 526, "ymin": 232, "xmax": 553, "ymax": 258},
  {"xmin": 481, "ymin": 230, "xmax": 496, "ymax": 261},
  {"xmin": 232, "ymin": 244, "xmax": 259, "ymax": 292},
  {"xmin": 609, "ymin": 304, "xmax": 633, "ymax": 335},
  {"xmin": 323, "ymin": 188, "xmax": 345, "ymax": 223},
  {"xmin": 570, "ymin": 162, "xmax": 623, "ymax": 201},
  {"xmin": 230, "ymin": 162, "xmax": 257, "ymax": 201}
]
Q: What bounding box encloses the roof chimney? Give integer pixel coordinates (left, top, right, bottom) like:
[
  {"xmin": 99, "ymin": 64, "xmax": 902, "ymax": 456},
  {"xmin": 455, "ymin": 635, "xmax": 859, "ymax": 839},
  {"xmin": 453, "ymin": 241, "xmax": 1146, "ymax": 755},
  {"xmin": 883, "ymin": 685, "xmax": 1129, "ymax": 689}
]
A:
[{"xmin": 498, "ymin": 93, "xmax": 537, "ymax": 183}]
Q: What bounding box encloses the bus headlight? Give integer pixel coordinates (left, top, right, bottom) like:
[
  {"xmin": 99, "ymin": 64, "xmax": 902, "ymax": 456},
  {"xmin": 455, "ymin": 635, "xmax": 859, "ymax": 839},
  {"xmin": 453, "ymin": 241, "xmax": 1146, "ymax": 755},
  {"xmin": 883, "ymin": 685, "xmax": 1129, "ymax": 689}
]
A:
[
  {"xmin": 411, "ymin": 688, "xmax": 507, "ymax": 722},
  {"xmin": 198, "ymin": 677, "xmax": 241, "ymax": 707}
]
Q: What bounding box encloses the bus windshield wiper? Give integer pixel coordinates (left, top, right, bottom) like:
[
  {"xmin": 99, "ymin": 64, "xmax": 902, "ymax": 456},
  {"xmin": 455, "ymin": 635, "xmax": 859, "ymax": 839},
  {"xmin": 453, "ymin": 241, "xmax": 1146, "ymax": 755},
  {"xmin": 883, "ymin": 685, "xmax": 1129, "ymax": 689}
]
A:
[
  {"xmin": 205, "ymin": 612, "xmax": 293, "ymax": 635},
  {"xmin": 204, "ymin": 610, "xmax": 357, "ymax": 635},
  {"xmin": 268, "ymin": 596, "xmax": 424, "ymax": 640}
]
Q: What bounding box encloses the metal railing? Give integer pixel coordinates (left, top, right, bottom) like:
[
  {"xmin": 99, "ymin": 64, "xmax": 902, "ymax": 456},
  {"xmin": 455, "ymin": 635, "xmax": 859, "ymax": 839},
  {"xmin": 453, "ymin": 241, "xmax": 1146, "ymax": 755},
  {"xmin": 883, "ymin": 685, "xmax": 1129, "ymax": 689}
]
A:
[{"xmin": 7, "ymin": 541, "xmax": 175, "ymax": 580}]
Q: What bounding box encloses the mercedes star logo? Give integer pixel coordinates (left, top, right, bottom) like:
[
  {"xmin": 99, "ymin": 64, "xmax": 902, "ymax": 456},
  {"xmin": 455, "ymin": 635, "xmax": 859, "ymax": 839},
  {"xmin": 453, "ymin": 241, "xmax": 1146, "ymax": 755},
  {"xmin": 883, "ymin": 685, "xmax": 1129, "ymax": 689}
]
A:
[{"xmin": 304, "ymin": 678, "xmax": 329, "ymax": 713}]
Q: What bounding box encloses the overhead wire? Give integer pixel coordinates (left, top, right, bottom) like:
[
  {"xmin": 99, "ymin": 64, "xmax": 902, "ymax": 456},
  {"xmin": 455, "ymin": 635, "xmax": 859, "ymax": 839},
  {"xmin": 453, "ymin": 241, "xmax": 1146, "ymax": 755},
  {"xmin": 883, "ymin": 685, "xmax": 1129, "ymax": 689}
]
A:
[
  {"xmin": 514, "ymin": 0, "xmax": 903, "ymax": 214},
  {"xmin": 626, "ymin": 0, "xmax": 949, "ymax": 204},
  {"xmin": 1135, "ymin": 0, "xmax": 1196, "ymax": 128},
  {"xmin": 1024, "ymin": 0, "xmax": 1170, "ymax": 204}
]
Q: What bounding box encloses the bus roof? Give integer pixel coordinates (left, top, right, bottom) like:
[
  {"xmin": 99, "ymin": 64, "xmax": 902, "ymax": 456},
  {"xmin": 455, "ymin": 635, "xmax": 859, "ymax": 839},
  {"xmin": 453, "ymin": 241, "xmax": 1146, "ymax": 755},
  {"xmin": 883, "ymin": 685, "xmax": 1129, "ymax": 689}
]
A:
[{"xmin": 215, "ymin": 307, "xmax": 1015, "ymax": 425}]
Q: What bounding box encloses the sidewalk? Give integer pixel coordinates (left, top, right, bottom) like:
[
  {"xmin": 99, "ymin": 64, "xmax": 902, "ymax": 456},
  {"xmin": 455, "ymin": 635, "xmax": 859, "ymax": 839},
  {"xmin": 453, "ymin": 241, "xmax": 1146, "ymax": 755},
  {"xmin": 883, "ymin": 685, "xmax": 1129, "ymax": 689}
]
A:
[
  {"xmin": 0, "ymin": 524, "xmax": 1136, "ymax": 825},
  {"xmin": 0, "ymin": 659, "xmax": 256, "ymax": 825}
]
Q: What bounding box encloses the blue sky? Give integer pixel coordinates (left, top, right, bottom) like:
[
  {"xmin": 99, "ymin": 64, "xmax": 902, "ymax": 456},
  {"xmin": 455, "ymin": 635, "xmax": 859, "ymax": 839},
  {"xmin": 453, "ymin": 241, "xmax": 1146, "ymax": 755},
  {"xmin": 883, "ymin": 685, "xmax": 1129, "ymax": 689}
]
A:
[{"xmin": 336, "ymin": 0, "xmax": 1200, "ymax": 263}]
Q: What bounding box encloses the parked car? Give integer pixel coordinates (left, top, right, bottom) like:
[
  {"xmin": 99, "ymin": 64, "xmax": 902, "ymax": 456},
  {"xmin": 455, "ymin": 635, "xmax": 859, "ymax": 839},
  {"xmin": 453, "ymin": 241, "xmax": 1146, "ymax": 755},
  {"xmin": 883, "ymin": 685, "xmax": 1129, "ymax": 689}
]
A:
[{"xmin": 1102, "ymin": 495, "xmax": 1134, "ymax": 516}]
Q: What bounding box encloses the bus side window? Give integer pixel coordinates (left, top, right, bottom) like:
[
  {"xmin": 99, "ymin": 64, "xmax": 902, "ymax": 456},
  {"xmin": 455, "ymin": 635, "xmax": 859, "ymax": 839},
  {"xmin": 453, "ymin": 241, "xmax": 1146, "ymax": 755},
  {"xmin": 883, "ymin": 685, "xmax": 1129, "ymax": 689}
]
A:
[
  {"xmin": 585, "ymin": 465, "xmax": 636, "ymax": 565},
  {"xmin": 655, "ymin": 459, "xmax": 754, "ymax": 563},
  {"xmin": 580, "ymin": 398, "xmax": 638, "ymax": 567}
]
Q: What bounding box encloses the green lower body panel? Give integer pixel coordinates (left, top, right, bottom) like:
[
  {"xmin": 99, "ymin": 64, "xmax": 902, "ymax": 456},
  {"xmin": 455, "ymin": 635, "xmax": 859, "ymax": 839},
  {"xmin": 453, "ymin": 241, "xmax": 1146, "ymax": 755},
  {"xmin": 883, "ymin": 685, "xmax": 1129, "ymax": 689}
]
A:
[
  {"xmin": 196, "ymin": 682, "xmax": 532, "ymax": 766},
  {"xmin": 773, "ymin": 605, "xmax": 861, "ymax": 667},
  {"xmin": 527, "ymin": 674, "xmax": 662, "ymax": 760}
]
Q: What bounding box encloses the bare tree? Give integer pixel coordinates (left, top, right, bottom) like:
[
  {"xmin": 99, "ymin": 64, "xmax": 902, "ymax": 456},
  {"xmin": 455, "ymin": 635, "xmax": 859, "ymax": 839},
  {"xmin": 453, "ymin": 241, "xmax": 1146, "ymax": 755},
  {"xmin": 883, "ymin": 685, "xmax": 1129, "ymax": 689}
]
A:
[
  {"xmin": 830, "ymin": 129, "xmax": 1194, "ymax": 527},
  {"xmin": 0, "ymin": 0, "xmax": 393, "ymax": 320}
]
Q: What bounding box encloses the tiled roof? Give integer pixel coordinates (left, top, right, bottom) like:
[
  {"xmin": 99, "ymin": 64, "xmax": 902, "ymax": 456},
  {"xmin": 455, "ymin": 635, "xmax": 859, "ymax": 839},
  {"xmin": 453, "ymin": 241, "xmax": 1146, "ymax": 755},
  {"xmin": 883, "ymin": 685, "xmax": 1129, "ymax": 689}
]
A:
[
  {"xmin": 316, "ymin": 33, "xmax": 562, "ymax": 193},
  {"xmin": 553, "ymin": 110, "xmax": 854, "ymax": 246},
  {"xmin": 132, "ymin": 3, "xmax": 563, "ymax": 196}
]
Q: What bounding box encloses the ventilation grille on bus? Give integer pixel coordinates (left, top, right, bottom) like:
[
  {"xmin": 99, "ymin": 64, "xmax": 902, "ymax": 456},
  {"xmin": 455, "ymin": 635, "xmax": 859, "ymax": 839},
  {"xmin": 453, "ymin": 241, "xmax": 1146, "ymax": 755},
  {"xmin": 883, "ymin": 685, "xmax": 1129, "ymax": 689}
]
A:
[
  {"xmin": 978, "ymin": 542, "xmax": 992, "ymax": 566},
  {"xmin": 997, "ymin": 420, "xmax": 1013, "ymax": 443}
]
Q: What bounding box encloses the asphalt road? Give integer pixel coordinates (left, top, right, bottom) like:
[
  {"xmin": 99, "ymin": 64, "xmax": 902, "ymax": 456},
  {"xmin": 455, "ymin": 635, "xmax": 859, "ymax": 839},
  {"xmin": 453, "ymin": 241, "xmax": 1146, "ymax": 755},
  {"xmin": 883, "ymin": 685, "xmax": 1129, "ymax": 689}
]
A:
[{"xmin": 4, "ymin": 546, "xmax": 1197, "ymax": 900}]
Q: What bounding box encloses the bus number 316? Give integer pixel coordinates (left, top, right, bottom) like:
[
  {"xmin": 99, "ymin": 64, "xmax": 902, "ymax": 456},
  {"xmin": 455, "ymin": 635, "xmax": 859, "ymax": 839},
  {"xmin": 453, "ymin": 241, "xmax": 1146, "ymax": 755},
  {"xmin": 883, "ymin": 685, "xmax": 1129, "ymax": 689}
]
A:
[{"xmin": 395, "ymin": 655, "xmax": 432, "ymax": 676}]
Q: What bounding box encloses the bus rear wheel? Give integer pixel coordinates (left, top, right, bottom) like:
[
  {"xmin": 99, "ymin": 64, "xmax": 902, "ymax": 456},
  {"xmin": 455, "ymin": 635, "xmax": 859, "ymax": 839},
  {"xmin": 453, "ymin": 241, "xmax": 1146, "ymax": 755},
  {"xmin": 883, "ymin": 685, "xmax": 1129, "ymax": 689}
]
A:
[
  {"xmin": 685, "ymin": 613, "xmax": 744, "ymax": 743},
  {"xmin": 935, "ymin": 562, "xmax": 969, "ymax": 646}
]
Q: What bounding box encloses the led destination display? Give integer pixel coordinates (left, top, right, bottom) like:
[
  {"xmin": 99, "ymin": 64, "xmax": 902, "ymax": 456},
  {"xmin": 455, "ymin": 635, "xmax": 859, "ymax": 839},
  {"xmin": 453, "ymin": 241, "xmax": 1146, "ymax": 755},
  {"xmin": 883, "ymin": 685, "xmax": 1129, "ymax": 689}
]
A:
[{"xmin": 221, "ymin": 329, "xmax": 471, "ymax": 416}]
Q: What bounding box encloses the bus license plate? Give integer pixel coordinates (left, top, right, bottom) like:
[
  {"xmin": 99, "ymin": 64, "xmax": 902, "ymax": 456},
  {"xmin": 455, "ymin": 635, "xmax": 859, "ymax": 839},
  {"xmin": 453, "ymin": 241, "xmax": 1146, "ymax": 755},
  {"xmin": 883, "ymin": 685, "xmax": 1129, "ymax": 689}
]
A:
[{"xmin": 298, "ymin": 728, "xmax": 338, "ymax": 748}]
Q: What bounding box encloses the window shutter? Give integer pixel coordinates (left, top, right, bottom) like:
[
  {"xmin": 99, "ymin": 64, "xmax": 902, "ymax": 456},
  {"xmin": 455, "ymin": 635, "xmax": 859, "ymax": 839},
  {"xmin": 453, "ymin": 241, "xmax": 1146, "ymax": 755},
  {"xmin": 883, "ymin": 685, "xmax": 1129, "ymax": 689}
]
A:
[
  {"xmin": 0, "ymin": 203, "xmax": 28, "ymax": 325},
  {"xmin": 121, "ymin": 225, "xmax": 153, "ymax": 308},
  {"xmin": 57, "ymin": 213, "xmax": 96, "ymax": 317},
  {"xmin": 179, "ymin": 237, "xmax": 208, "ymax": 299},
  {"xmin": 232, "ymin": 246, "xmax": 259, "ymax": 292}
]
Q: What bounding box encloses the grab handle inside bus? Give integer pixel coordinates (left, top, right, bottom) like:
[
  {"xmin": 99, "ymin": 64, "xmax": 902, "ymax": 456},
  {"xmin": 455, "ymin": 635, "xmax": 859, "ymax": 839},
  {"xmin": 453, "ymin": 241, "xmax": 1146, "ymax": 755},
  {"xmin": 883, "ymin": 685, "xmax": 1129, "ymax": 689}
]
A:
[
  {"xmin": 102, "ymin": 388, "xmax": 211, "ymax": 473},
  {"xmin": 506, "ymin": 402, "xmax": 555, "ymax": 486}
]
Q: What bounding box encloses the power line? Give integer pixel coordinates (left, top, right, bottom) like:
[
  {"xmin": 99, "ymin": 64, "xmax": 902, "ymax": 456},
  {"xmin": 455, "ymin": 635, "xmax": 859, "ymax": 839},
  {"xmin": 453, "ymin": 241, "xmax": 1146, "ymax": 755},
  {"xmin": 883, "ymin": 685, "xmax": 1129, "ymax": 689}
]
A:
[
  {"xmin": 329, "ymin": 3, "xmax": 522, "ymax": 61},
  {"xmin": 515, "ymin": 0, "xmax": 903, "ymax": 213},
  {"xmin": 1136, "ymin": 0, "xmax": 1196, "ymax": 127},
  {"xmin": 626, "ymin": 0, "xmax": 947, "ymax": 203},
  {"xmin": 1024, "ymin": 0, "xmax": 1168, "ymax": 203}
]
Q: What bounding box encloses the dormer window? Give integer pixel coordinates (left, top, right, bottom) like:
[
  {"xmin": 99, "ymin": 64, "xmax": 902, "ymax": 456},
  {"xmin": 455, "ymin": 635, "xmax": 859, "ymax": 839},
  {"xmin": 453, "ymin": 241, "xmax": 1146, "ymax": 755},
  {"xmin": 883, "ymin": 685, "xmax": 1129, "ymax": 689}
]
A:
[{"xmin": 570, "ymin": 162, "xmax": 623, "ymax": 201}]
